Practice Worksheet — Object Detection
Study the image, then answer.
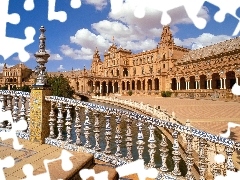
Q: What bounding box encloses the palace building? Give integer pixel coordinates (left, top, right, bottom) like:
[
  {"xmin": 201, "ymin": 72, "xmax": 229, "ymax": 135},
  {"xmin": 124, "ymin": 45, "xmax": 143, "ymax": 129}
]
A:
[{"xmin": 1, "ymin": 26, "xmax": 239, "ymax": 98}]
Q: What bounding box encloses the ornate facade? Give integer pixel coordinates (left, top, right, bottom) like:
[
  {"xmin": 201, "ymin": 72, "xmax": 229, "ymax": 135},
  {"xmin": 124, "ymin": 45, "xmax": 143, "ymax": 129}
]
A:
[
  {"xmin": 1, "ymin": 26, "xmax": 239, "ymax": 96},
  {"xmin": 0, "ymin": 63, "xmax": 35, "ymax": 89},
  {"xmin": 61, "ymin": 25, "xmax": 240, "ymax": 96}
]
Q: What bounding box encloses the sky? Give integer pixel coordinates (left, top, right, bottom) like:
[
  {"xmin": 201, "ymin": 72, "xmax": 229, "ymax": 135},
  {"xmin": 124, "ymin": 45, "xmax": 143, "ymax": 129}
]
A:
[{"xmin": 1, "ymin": 0, "xmax": 240, "ymax": 72}]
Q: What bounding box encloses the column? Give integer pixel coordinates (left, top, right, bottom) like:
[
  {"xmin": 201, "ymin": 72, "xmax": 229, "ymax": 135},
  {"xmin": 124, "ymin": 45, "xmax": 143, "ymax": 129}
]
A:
[
  {"xmin": 236, "ymin": 77, "xmax": 239, "ymax": 85},
  {"xmin": 210, "ymin": 79, "xmax": 212, "ymax": 89},
  {"xmin": 142, "ymin": 81, "xmax": 144, "ymax": 91},
  {"xmin": 135, "ymin": 81, "xmax": 137, "ymax": 92},
  {"xmin": 106, "ymin": 84, "xmax": 108, "ymax": 94},
  {"xmin": 207, "ymin": 80, "xmax": 209, "ymax": 89},
  {"xmin": 112, "ymin": 84, "xmax": 115, "ymax": 93},
  {"xmin": 188, "ymin": 82, "xmax": 190, "ymax": 90},
  {"xmin": 100, "ymin": 84, "xmax": 102, "ymax": 94},
  {"xmin": 220, "ymin": 78, "xmax": 223, "ymax": 89},
  {"xmin": 185, "ymin": 82, "xmax": 187, "ymax": 90},
  {"xmin": 223, "ymin": 78, "xmax": 226, "ymax": 89},
  {"xmin": 195, "ymin": 81, "xmax": 197, "ymax": 89},
  {"xmin": 198, "ymin": 81, "xmax": 200, "ymax": 89},
  {"xmin": 93, "ymin": 84, "xmax": 95, "ymax": 93},
  {"xmin": 30, "ymin": 26, "xmax": 52, "ymax": 144},
  {"xmin": 125, "ymin": 81, "xmax": 127, "ymax": 91}
]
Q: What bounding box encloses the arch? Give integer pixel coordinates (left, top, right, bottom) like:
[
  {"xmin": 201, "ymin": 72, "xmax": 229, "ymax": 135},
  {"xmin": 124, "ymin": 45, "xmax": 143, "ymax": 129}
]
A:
[
  {"xmin": 180, "ymin": 77, "xmax": 186, "ymax": 90},
  {"xmin": 226, "ymin": 71, "xmax": 236, "ymax": 89},
  {"xmin": 122, "ymin": 81, "xmax": 125, "ymax": 91},
  {"xmin": 212, "ymin": 73, "xmax": 220, "ymax": 89},
  {"xmin": 114, "ymin": 82, "xmax": 118, "ymax": 93},
  {"xmin": 171, "ymin": 78, "xmax": 177, "ymax": 90},
  {"xmin": 147, "ymin": 79, "xmax": 152, "ymax": 90},
  {"xmin": 137, "ymin": 80, "xmax": 141, "ymax": 90},
  {"xmin": 154, "ymin": 78, "xmax": 159, "ymax": 90},
  {"xmin": 132, "ymin": 80, "xmax": 135, "ymax": 90},
  {"xmin": 123, "ymin": 68, "xmax": 128, "ymax": 77},
  {"xmin": 127, "ymin": 81, "xmax": 130, "ymax": 90},
  {"xmin": 200, "ymin": 75, "xmax": 207, "ymax": 89},
  {"xmin": 189, "ymin": 76, "xmax": 195, "ymax": 89},
  {"xmin": 108, "ymin": 81, "xmax": 113, "ymax": 93}
]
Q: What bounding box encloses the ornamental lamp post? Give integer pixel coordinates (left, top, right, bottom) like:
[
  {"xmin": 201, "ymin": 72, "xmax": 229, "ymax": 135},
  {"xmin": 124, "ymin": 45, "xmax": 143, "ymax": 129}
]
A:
[{"xmin": 34, "ymin": 26, "xmax": 50, "ymax": 87}]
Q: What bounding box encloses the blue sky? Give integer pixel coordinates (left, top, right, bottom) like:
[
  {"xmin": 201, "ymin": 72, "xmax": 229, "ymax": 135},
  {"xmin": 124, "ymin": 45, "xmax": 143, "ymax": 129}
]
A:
[{"xmin": 1, "ymin": 0, "xmax": 240, "ymax": 72}]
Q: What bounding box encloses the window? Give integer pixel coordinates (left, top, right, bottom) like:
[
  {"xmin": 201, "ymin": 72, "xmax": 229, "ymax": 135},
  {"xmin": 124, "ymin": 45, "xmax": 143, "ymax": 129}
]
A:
[{"xmin": 163, "ymin": 64, "xmax": 165, "ymax": 68}]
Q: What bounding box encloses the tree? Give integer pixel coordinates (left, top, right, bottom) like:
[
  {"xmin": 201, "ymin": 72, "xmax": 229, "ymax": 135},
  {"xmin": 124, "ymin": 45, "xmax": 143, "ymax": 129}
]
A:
[{"xmin": 46, "ymin": 74, "xmax": 74, "ymax": 98}]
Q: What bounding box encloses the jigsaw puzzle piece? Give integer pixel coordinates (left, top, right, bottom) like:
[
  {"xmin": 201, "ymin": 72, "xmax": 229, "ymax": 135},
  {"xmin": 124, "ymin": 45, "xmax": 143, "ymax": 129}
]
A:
[
  {"xmin": 0, "ymin": 27, "xmax": 35, "ymax": 62},
  {"xmin": 0, "ymin": 156, "xmax": 15, "ymax": 180},
  {"xmin": 22, "ymin": 150, "xmax": 73, "ymax": 180}
]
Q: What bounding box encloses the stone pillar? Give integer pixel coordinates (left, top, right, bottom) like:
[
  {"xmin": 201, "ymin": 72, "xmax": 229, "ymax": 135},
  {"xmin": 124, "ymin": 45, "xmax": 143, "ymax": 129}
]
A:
[
  {"xmin": 210, "ymin": 79, "xmax": 212, "ymax": 89},
  {"xmin": 195, "ymin": 81, "xmax": 197, "ymax": 89},
  {"xmin": 142, "ymin": 81, "xmax": 144, "ymax": 91},
  {"xmin": 29, "ymin": 26, "xmax": 52, "ymax": 144},
  {"xmin": 185, "ymin": 82, "xmax": 187, "ymax": 90},
  {"xmin": 106, "ymin": 84, "xmax": 108, "ymax": 94},
  {"xmin": 236, "ymin": 77, "xmax": 239, "ymax": 85},
  {"xmin": 207, "ymin": 80, "xmax": 209, "ymax": 89},
  {"xmin": 220, "ymin": 78, "xmax": 223, "ymax": 89},
  {"xmin": 100, "ymin": 84, "xmax": 102, "ymax": 94},
  {"xmin": 223, "ymin": 78, "xmax": 226, "ymax": 89},
  {"xmin": 112, "ymin": 84, "xmax": 114, "ymax": 93},
  {"xmin": 125, "ymin": 81, "xmax": 127, "ymax": 91}
]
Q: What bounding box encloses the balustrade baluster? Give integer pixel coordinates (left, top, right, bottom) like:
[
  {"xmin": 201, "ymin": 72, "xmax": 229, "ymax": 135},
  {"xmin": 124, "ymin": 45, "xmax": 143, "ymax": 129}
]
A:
[
  {"xmin": 48, "ymin": 101, "xmax": 56, "ymax": 138},
  {"xmin": 57, "ymin": 102, "xmax": 64, "ymax": 140},
  {"xmin": 12, "ymin": 95, "xmax": 19, "ymax": 123},
  {"xmin": 74, "ymin": 105, "xmax": 82, "ymax": 146},
  {"xmin": 160, "ymin": 134, "xmax": 169, "ymax": 171},
  {"xmin": 147, "ymin": 124, "xmax": 156, "ymax": 168},
  {"xmin": 136, "ymin": 121, "xmax": 145, "ymax": 160},
  {"xmin": 105, "ymin": 113, "xmax": 112, "ymax": 155},
  {"xmin": 199, "ymin": 138, "xmax": 208, "ymax": 180},
  {"xmin": 0, "ymin": 95, "xmax": 6, "ymax": 127},
  {"xmin": 26, "ymin": 97, "xmax": 31, "ymax": 133},
  {"xmin": 6, "ymin": 95, "xmax": 13, "ymax": 112},
  {"xmin": 93, "ymin": 111, "xmax": 101, "ymax": 151},
  {"xmin": 185, "ymin": 134, "xmax": 195, "ymax": 180},
  {"xmin": 225, "ymin": 146, "xmax": 235, "ymax": 171},
  {"xmin": 65, "ymin": 104, "xmax": 73, "ymax": 143},
  {"xmin": 172, "ymin": 130, "xmax": 181, "ymax": 176},
  {"xmin": 125, "ymin": 116, "xmax": 133, "ymax": 162},
  {"xmin": 115, "ymin": 115, "xmax": 122, "ymax": 157},
  {"xmin": 84, "ymin": 107, "xmax": 91, "ymax": 148},
  {"xmin": 19, "ymin": 96, "xmax": 26, "ymax": 123}
]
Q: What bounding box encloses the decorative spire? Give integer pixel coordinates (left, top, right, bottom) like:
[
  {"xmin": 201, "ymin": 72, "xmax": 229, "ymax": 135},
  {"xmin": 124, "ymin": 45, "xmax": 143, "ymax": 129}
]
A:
[
  {"xmin": 34, "ymin": 26, "xmax": 50, "ymax": 87},
  {"xmin": 159, "ymin": 25, "xmax": 174, "ymax": 47}
]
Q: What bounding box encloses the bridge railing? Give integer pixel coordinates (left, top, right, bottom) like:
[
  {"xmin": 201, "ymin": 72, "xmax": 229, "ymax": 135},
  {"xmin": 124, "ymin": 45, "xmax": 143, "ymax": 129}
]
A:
[
  {"xmin": 0, "ymin": 90, "xmax": 30, "ymax": 132},
  {"xmin": 43, "ymin": 95, "xmax": 240, "ymax": 180}
]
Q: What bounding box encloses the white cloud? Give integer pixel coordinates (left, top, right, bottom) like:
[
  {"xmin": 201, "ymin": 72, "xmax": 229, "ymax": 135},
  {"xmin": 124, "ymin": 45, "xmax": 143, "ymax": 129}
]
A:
[
  {"xmin": 60, "ymin": 45, "xmax": 94, "ymax": 60},
  {"xmin": 57, "ymin": 65, "xmax": 65, "ymax": 71},
  {"xmin": 46, "ymin": 49, "xmax": 63, "ymax": 60},
  {"xmin": 84, "ymin": 0, "xmax": 107, "ymax": 10},
  {"xmin": 174, "ymin": 33, "xmax": 232, "ymax": 50}
]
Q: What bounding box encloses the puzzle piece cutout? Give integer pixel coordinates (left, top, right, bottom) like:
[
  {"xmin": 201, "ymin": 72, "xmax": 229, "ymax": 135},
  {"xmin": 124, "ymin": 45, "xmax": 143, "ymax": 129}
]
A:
[
  {"xmin": 22, "ymin": 149, "xmax": 73, "ymax": 180},
  {"xmin": 0, "ymin": 156, "xmax": 15, "ymax": 180},
  {"xmin": 110, "ymin": 0, "xmax": 240, "ymax": 35},
  {"xmin": 79, "ymin": 169, "xmax": 109, "ymax": 180},
  {"xmin": 0, "ymin": 0, "xmax": 35, "ymax": 62},
  {"xmin": 0, "ymin": 101, "xmax": 28, "ymax": 150},
  {"xmin": 116, "ymin": 159, "xmax": 158, "ymax": 180},
  {"xmin": 232, "ymin": 83, "xmax": 240, "ymax": 95}
]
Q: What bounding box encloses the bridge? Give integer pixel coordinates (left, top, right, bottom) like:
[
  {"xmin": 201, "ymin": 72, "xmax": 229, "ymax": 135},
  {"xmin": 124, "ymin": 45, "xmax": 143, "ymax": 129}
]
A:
[
  {"xmin": 1, "ymin": 26, "xmax": 240, "ymax": 180},
  {"xmin": 74, "ymin": 92, "xmax": 91, "ymax": 101}
]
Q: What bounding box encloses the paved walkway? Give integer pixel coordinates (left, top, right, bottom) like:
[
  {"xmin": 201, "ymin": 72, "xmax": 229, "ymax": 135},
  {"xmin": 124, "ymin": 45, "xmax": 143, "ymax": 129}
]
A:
[
  {"xmin": 1, "ymin": 138, "xmax": 94, "ymax": 180},
  {"xmin": 118, "ymin": 96, "xmax": 240, "ymax": 141}
]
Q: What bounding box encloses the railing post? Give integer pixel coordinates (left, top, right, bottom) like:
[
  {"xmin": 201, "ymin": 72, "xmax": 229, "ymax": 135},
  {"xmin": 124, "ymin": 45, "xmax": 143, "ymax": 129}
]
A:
[
  {"xmin": 93, "ymin": 111, "xmax": 101, "ymax": 151},
  {"xmin": 65, "ymin": 104, "xmax": 73, "ymax": 144},
  {"xmin": 56, "ymin": 102, "xmax": 64, "ymax": 140},
  {"xmin": 104, "ymin": 112, "xmax": 112, "ymax": 155},
  {"xmin": 29, "ymin": 26, "xmax": 51, "ymax": 144},
  {"xmin": 225, "ymin": 146, "xmax": 235, "ymax": 171},
  {"xmin": 115, "ymin": 115, "xmax": 122, "ymax": 157},
  {"xmin": 160, "ymin": 134, "xmax": 169, "ymax": 171},
  {"xmin": 136, "ymin": 120, "xmax": 145, "ymax": 160},
  {"xmin": 48, "ymin": 101, "xmax": 56, "ymax": 138},
  {"xmin": 125, "ymin": 116, "xmax": 133, "ymax": 162},
  {"xmin": 199, "ymin": 138, "xmax": 208, "ymax": 180},
  {"xmin": 148, "ymin": 124, "xmax": 156, "ymax": 168},
  {"xmin": 172, "ymin": 130, "xmax": 181, "ymax": 176},
  {"xmin": 84, "ymin": 107, "xmax": 91, "ymax": 148},
  {"xmin": 185, "ymin": 133, "xmax": 195, "ymax": 180},
  {"xmin": 74, "ymin": 105, "xmax": 82, "ymax": 146}
]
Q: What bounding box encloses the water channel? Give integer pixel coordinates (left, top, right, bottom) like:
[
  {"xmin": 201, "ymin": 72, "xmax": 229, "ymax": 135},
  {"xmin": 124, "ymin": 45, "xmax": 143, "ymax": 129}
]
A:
[{"xmin": 58, "ymin": 99, "xmax": 187, "ymax": 175}]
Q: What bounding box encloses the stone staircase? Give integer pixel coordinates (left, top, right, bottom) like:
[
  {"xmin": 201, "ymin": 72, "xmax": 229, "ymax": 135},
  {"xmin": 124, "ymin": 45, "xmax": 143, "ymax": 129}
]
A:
[{"xmin": 1, "ymin": 138, "xmax": 119, "ymax": 180}]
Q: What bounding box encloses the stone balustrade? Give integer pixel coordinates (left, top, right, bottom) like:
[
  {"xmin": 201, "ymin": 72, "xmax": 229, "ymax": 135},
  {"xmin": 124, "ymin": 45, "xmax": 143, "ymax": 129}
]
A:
[
  {"xmin": 0, "ymin": 90, "xmax": 30, "ymax": 131},
  {"xmin": 42, "ymin": 95, "xmax": 240, "ymax": 179},
  {"xmin": 1, "ymin": 91, "xmax": 240, "ymax": 179}
]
